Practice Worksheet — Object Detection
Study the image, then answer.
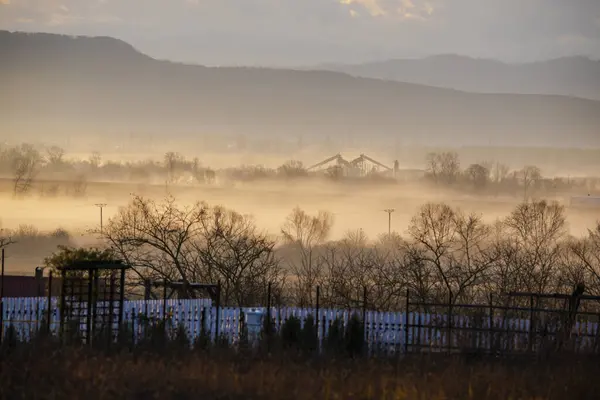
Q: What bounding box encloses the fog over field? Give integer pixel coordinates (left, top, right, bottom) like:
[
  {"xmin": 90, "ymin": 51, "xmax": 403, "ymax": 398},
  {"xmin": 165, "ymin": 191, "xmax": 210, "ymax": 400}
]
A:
[
  {"xmin": 0, "ymin": 27, "xmax": 599, "ymax": 280},
  {"xmin": 0, "ymin": 146, "xmax": 598, "ymax": 275}
]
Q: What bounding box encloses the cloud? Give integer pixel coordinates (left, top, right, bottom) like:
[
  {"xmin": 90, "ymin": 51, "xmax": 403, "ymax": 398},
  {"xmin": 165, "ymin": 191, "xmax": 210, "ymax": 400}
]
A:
[
  {"xmin": 1, "ymin": 0, "xmax": 599, "ymax": 64},
  {"xmin": 340, "ymin": 0, "xmax": 385, "ymax": 17},
  {"xmin": 338, "ymin": 0, "xmax": 435, "ymax": 19}
]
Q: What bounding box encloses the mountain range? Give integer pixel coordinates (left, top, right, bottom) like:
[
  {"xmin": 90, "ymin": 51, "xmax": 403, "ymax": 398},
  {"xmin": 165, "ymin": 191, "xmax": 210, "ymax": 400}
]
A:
[
  {"xmin": 2, "ymin": 31, "xmax": 599, "ymax": 148},
  {"xmin": 314, "ymin": 55, "xmax": 600, "ymax": 101}
]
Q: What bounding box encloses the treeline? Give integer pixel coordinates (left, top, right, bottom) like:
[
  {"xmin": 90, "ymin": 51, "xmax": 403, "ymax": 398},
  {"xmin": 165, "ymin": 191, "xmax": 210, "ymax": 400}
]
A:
[
  {"xmin": 423, "ymin": 151, "xmax": 596, "ymax": 198},
  {"xmin": 1, "ymin": 143, "xmax": 596, "ymax": 199},
  {"xmin": 27, "ymin": 196, "xmax": 600, "ymax": 310},
  {"xmin": 0, "ymin": 224, "xmax": 74, "ymax": 266}
]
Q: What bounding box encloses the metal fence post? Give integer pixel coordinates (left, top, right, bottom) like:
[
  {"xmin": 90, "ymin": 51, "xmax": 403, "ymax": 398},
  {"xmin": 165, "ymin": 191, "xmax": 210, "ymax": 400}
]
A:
[
  {"xmin": 528, "ymin": 295, "xmax": 534, "ymax": 353},
  {"xmin": 488, "ymin": 293, "xmax": 494, "ymax": 354},
  {"xmin": 215, "ymin": 281, "xmax": 221, "ymax": 342},
  {"xmin": 47, "ymin": 271, "xmax": 53, "ymax": 334},
  {"xmin": 447, "ymin": 292, "xmax": 453, "ymax": 353},
  {"xmin": 362, "ymin": 285, "xmax": 367, "ymax": 349},
  {"xmin": 404, "ymin": 288, "xmax": 410, "ymax": 354},
  {"xmin": 315, "ymin": 285, "xmax": 320, "ymax": 348}
]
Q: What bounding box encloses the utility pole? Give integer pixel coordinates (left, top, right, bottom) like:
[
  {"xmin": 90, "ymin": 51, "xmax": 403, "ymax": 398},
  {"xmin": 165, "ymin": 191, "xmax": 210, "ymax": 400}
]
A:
[
  {"xmin": 383, "ymin": 209, "xmax": 395, "ymax": 236},
  {"xmin": 95, "ymin": 203, "xmax": 107, "ymax": 234}
]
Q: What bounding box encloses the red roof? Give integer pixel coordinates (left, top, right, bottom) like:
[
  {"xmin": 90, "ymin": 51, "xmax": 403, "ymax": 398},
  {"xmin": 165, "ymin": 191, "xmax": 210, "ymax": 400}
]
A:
[{"xmin": 0, "ymin": 275, "xmax": 56, "ymax": 298}]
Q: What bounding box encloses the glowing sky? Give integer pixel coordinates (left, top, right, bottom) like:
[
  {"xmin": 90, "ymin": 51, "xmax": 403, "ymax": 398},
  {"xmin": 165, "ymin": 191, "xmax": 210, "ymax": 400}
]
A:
[{"xmin": 1, "ymin": 0, "xmax": 599, "ymax": 65}]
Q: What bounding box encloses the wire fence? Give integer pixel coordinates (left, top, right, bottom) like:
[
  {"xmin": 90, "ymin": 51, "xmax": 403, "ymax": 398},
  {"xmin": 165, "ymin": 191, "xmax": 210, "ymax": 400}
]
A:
[{"xmin": 2, "ymin": 295, "xmax": 600, "ymax": 356}]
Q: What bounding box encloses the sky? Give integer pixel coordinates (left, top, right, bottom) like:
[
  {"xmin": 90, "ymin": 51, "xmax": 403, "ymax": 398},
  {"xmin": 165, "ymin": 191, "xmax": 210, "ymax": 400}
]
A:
[{"xmin": 1, "ymin": 0, "xmax": 600, "ymax": 66}]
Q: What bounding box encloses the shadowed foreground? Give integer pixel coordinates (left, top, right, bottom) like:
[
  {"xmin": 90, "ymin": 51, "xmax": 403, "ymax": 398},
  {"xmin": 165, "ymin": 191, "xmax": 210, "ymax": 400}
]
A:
[{"xmin": 1, "ymin": 343, "xmax": 598, "ymax": 399}]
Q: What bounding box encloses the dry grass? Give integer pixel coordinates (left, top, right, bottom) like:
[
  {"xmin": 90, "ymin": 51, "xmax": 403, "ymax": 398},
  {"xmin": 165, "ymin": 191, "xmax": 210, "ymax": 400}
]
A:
[{"xmin": 1, "ymin": 344, "xmax": 598, "ymax": 399}]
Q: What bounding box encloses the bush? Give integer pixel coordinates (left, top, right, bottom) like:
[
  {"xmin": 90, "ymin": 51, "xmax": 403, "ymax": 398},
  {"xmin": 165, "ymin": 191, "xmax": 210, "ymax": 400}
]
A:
[
  {"xmin": 344, "ymin": 313, "xmax": 364, "ymax": 357},
  {"xmin": 193, "ymin": 324, "xmax": 211, "ymax": 352},
  {"xmin": 280, "ymin": 315, "xmax": 302, "ymax": 350},
  {"xmin": 301, "ymin": 314, "xmax": 318, "ymax": 354},
  {"xmin": 259, "ymin": 310, "xmax": 278, "ymax": 352},
  {"xmin": 325, "ymin": 317, "xmax": 345, "ymax": 356}
]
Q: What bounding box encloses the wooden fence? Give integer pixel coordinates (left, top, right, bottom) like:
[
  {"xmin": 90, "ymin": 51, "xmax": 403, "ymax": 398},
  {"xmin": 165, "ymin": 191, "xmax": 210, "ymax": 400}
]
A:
[{"xmin": 2, "ymin": 297, "xmax": 600, "ymax": 355}]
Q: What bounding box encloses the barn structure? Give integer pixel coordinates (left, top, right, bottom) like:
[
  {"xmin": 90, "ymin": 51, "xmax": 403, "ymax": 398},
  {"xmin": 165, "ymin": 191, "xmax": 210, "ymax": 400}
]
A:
[{"xmin": 307, "ymin": 153, "xmax": 398, "ymax": 179}]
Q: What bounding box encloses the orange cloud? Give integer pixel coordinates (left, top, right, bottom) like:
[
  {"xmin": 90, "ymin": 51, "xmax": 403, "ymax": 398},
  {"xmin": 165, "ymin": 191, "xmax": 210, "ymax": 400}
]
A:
[
  {"xmin": 340, "ymin": 0, "xmax": 385, "ymax": 17},
  {"xmin": 339, "ymin": 0, "xmax": 435, "ymax": 20}
]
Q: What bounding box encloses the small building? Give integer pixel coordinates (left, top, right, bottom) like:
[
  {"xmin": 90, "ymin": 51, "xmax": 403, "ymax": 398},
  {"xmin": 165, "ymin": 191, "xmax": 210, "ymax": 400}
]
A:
[{"xmin": 0, "ymin": 275, "xmax": 59, "ymax": 298}]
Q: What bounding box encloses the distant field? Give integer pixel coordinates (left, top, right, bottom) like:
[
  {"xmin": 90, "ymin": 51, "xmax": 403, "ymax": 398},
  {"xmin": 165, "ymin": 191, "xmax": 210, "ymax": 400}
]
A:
[
  {"xmin": 0, "ymin": 176, "xmax": 597, "ymax": 274},
  {"xmin": 0, "ymin": 176, "xmax": 595, "ymax": 236}
]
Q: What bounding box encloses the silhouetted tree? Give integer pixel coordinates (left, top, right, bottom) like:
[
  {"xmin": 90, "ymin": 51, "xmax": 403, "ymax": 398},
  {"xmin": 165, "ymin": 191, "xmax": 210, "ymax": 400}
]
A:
[{"xmin": 281, "ymin": 207, "xmax": 333, "ymax": 306}]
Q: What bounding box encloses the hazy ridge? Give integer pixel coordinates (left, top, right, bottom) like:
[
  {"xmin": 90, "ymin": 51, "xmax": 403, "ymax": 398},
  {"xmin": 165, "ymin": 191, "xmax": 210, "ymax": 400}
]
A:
[
  {"xmin": 314, "ymin": 54, "xmax": 600, "ymax": 101},
  {"xmin": 2, "ymin": 31, "xmax": 600, "ymax": 148}
]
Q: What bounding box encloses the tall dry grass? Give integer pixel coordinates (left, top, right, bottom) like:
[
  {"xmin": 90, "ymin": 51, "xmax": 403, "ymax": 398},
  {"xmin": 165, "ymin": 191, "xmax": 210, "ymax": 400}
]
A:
[{"xmin": 1, "ymin": 341, "xmax": 598, "ymax": 399}]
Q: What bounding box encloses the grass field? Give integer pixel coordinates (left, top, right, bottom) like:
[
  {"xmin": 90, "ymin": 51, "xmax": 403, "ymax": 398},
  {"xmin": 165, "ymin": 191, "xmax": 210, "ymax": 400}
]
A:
[{"xmin": 1, "ymin": 343, "xmax": 598, "ymax": 399}]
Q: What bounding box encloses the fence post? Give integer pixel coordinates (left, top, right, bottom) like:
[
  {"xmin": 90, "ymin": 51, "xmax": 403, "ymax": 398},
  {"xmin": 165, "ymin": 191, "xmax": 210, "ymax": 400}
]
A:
[
  {"xmin": 47, "ymin": 271, "xmax": 53, "ymax": 334},
  {"xmin": 215, "ymin": 280, "xmax": 221, "ymax": 342},
  {"xmin": 527, "ymin": 295, "xmax": 534, "ymax": 353},
  {"xmin": 265, "ymin": 282, "xmax": 272, "ymax": 352},
  {"xmin": 488, "ymin": 293, "xmax": 494, "ymax": 354},
  {"xmin": 59, "ymin": 269, "xmax": 66, "ymax": 343},
  {"xmin": 362, "ymin": 285, "xmax": 367, "ymax": 352},
  {"xmin": 447, "ymin": 292, "xmax": 453, "ymax": 353},
  {"xmin": 404, "ymin": 288, "xmax": 409, "ymax": 354},
  {"xmin": 162, "ymin": 282, "xmax": 168, "ymax": 321},
  {"xmin": 315, "ymin": 285, "xmax": 320, "ymax": 348},
  {"xmin": 86, "ymin": 268, "xmax": 94, "ymax": 346}
]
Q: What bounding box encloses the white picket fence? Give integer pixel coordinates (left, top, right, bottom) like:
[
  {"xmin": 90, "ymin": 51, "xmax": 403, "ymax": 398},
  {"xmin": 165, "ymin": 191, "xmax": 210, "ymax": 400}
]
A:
[{"xmin": 2, "ymin": 297, "xmax": 600, "ymax": 353}]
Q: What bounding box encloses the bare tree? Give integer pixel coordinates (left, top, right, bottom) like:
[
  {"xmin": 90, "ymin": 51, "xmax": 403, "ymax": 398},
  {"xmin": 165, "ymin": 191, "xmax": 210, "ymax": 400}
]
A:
[
  {"xmin": 425, "ymin": 152, "xmax": 461, "ymax": 185},
  {"xmin": 89, "ymin": 151, "xmax": 102, "ymax": 170},
  {"xmin": 503, "ymin": 200, "xmax": 566, "ymax": 293},
  {"xmin": 406, "ymin": 203, "xmax": 493, "ymax": 303},
  {"xmin": 164, "ymin": 151, "xmax": 186, "ymax": 185},
  {"xmin": 482, "ymin": 220, "xmax": 525, "ymax": 296},
  {"xmin": 205, "ymin": 169, "xmax": 216, "ymax": 185},
  {"xmin": 320, "ymin": 229, "xmax": 378, "ymax": 309},
  {"xmin": 425, "ymin": 152, "xmax": 441, "ymax": 182},
  {"xmin": 10, "ymin": 144, "xmax": 41, "ymax": 197},
  {"xmin": 46, "ymin": 146, "xmax": 65, "ymax": 166},
  {"xmin": 103, "ymin": 195, "xmax": 281, "ymax": 303},
  {"xmin": 569, "ymin": 223, "xmax": 600, "ymax": 295},
  {"xmin": 277, "ymin": 160, "xmax": 307, "ymax": 179},
  {"xmin": 103, "ymin": 195, "xmax": 210, "ymax": 294},
  {"xmin": 0, "ymin": 221, "xmax": 15, "ymax": 249},
  {"xmin": 398, "ymin": 242, "xmax": 439, "ymax": 303},
  {"xmin": 194, "ymin": 206, "xmax": 282, "ymax": 306},
  {"xmin": 520, "ymin": 165, "xmax": 542, "ymax": 201},
  {"xmin": 439, "ymin": 152, "xmax": 461, "ymax": 184},
  {"xmin": 464, "ymin": 163, "xmax": 490, "ymax": 190},
  {"xmin": 281, "ymin": 207, "xmax": 333, "ymax": 306}
]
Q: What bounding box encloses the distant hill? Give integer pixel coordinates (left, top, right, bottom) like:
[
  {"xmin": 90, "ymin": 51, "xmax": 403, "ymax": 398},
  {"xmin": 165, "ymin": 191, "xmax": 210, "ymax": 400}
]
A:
[
  {"xmin": 314, "ymin": 55, "xmax": 600, "ymax": 101},
  {"xmin": 2, "ymin": 31, "xmax": 600, "ymax": 148}
]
